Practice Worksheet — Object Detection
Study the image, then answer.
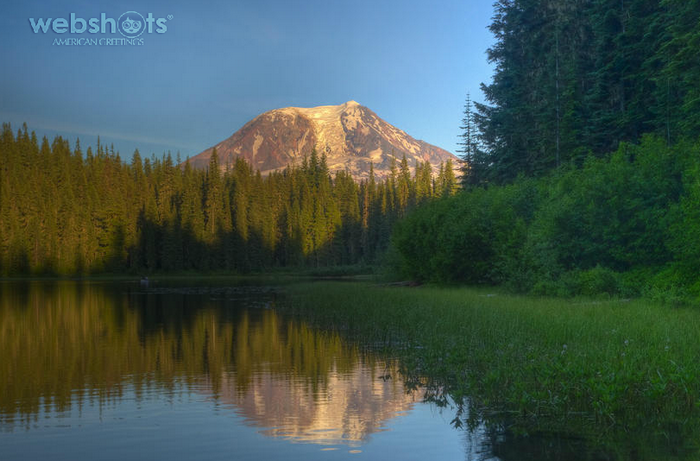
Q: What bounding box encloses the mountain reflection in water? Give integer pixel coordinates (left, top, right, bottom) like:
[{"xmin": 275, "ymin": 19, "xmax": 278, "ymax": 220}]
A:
[{"xmin": 0, "ymin": 281, "xmax": 419, "ymax": 447}]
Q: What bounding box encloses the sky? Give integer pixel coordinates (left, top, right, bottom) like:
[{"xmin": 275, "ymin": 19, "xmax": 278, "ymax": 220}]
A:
[{"xmin": 0, "ymin": 0, "xmax": 495, "ymax": 161}]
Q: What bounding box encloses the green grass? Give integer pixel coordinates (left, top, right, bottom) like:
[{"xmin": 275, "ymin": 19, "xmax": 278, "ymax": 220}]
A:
[{"xmin": 281, "ymin": 281, "xmax": 700, "ymax": 457}]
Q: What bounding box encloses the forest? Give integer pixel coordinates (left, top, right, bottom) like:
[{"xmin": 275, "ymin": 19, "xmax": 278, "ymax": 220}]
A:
[
  {"xmin": 463, "ymin": 0, "xmax": 700, "ymax": 186},
  {"xmin": 0, "ymin": 123, "xmax": 457, "ymax": 275},
  {"xmin": 4, "ymin": 0, "xmax": 700, "ymax": 300},
  {"xmin": 394, "ymin": 0, "xmax": 700, "ymax": 300}
]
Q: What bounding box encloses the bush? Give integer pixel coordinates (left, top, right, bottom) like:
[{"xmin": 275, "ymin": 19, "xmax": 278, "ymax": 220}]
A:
[
  {"xmin": 390, "ymin": 135, "xmax": 700, "ymax": 300},
  {"xmin": 576, "ymin": 266, "xmax": 620, "ymax": 296},
  {"xmin": 391, "ymin": 180, "xmax": 536, "ymax": 284}
]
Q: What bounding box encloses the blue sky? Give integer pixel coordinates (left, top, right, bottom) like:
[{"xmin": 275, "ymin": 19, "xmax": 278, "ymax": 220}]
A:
[{"xmin": 0, "ymin": 0, "xmax": 495, "ymax": 160}]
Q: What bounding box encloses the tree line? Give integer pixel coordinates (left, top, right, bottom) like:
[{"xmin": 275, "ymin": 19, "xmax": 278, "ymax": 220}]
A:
[{"xmin": 0, "ymin": 123, "xmax": 457, "ymax": 276}]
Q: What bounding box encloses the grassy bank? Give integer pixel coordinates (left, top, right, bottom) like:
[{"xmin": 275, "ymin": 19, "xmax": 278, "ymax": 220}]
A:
[{"xmin": 281, "ymin": 281, "xmax": 700, "ymax": 455}]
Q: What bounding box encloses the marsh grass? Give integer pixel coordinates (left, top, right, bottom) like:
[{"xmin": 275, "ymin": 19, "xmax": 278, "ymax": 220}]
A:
[{"xmin": 281, "ymin": 281, "xmax": 700, "ymax": 455}]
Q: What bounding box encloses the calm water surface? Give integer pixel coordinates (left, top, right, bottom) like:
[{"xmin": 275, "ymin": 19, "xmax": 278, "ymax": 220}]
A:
[
  {"xmin": 6, "ymin": 280, "xmax": 680, "ymax": 461},
  {"xmin": 0, "ymin": 280, "xmax": 486, "ymax": 461}
]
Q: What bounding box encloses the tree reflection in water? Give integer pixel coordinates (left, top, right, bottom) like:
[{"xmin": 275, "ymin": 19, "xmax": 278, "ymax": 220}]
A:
[{"xmin": 0, "ymin": 281, "xmax": 417, "ymax": 446}]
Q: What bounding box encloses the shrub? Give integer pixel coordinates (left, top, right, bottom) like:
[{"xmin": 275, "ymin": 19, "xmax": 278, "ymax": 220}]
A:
[{"xmin": 391, "ymin": 135, "xmax": 700, "ymax": 301}]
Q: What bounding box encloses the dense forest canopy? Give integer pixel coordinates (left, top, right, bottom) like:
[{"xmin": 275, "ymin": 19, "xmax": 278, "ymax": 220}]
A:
[
  {"xmin": 0, "ymin": 123, "xmax": 457, "ymax": 275},
  {"xmin": 466, "ymin": 0, "xmax": 700, "ymax": 185}
]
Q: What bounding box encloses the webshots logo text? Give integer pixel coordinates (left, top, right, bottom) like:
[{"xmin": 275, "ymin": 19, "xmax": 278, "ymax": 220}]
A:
[{"xmin": 29, "ymin": 11, "xmax": 173, "ymax": 46}]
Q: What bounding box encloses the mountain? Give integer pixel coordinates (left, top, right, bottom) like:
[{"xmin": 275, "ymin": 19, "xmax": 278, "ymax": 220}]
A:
[{"xmin": 188, "ymin": 101, "xmax": 458, "ymax": 180}]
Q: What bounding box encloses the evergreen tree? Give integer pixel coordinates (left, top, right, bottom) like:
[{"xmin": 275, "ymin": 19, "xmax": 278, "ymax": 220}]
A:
[
  {"xmin": 0, "ymin": 124, "xmax": 441, "ymax": 275},
  {"xmin": 458, "ymin": 93, "xmax": 488, "ymax": 186}
]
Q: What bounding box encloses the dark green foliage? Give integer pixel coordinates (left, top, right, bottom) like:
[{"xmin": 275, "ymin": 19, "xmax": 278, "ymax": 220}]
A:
[
  {"xmin": 393, "ymin": 136, "xmax": 700, "ymax": 300},
  {"xmin": 443, "ymin": 1, "xmax": 700, "ymax": 298},
  {"xmin": 0, "ymin": 124, "xmax": 455, "ymax": 275},
  {"xmin": 393, "ymin": 180, "xmax": 534, "ymax": 284},
  {"xmin": 475, "ymin": 0, "xmax": 700, "ymax": 183}
]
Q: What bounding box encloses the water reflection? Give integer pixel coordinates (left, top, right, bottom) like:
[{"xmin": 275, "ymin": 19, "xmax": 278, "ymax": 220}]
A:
[
  {"xmin": 0, "ymin": 281, "xmax": 417, "ymax": 447},
  {"xmin": 213, "ymin": 363, "xmax": 414, "ymax": 445},
  {"xmin": 6, "ymin": 281, "xmax": 691, "ymax": 460}
]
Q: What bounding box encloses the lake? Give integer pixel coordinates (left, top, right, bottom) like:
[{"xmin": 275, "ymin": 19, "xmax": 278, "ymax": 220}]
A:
[
  {"xmin": 5, "ymin": 279, "xmax": 687, "ymax": 461},
  {"xmin": 0, "ymin": 280, "xmax": 486, "ymax": 461}
]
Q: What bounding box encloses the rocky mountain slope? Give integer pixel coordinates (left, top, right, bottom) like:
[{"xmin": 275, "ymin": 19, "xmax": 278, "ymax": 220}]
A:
[{"xmin": 188, "ymin": 101, "xmax": 458, "ymax": 180}]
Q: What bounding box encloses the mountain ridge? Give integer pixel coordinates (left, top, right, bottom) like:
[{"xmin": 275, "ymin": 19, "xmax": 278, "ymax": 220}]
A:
[{"xmin": 187, "ymin": 101, "xmax": 458, "ymax": 180}]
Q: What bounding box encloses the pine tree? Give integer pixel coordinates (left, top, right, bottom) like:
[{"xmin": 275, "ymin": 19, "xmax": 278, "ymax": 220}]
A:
[
  {"xmin": 442, "ymin": 159, "xmax": 458, "ymax": 196},
  {"xmin": 397, "ymin": 154, "xmax": 412, "ymax": 214},
  {"xmin": 459, "ymin": 93, "xmax": 486, "ymax": 186}
]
